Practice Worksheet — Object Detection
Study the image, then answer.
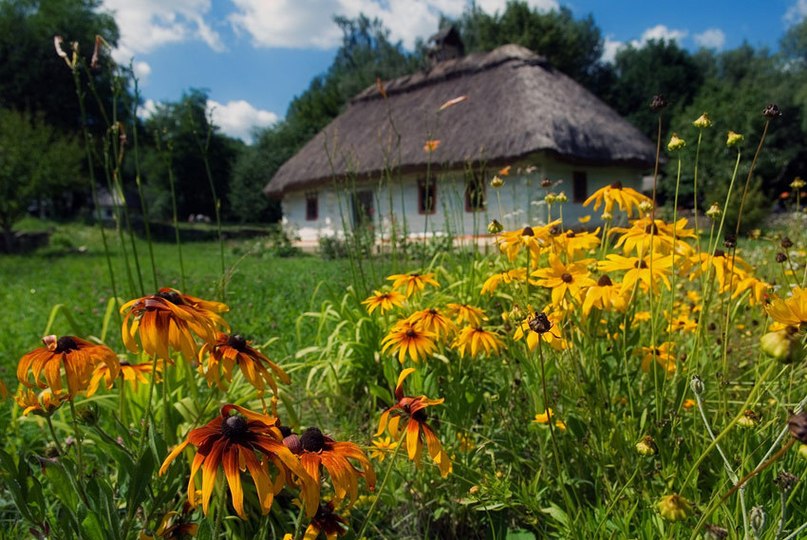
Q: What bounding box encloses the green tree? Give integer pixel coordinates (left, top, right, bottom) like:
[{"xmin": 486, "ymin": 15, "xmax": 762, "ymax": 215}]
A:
[
  {"xmin": 450, "ymin": 1, "xmax": 607, "ymax": 88},
  {"xmin": 0, "ymin": 0, "xmax": 121, "ymax": 133},
  {"xmin": 0, "ymin": 108, "xmax": 82, "ymax": 250}
]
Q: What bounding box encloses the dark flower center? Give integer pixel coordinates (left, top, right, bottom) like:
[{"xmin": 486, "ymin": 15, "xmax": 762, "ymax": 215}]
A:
[
  {"xmin": 428, "ymin": 308, "xmax": 438, "ymax": 315},
  {"xmin": 157, "ymin": 290, "xmax": 183, "ymax": 305},
  {"xmin": 55, "ymin": 336, "xmax": 79, "ymax": 353},
  {"xmin": 406, "ymin": 329, "xmax": 417, "ymax": 338},
  {"xmin": 227, "ymin": 334, "xmax": 248, "ymax": 351},
  {"xmin": 610, "ymin": 181, "xmax": 623, "ymax": 190},
  {"xmin": 714, "ymin": 249, "xmax": 725, "ymax": 258},
  {"xmin": 300, "ymin": 427, "xmax": 326, "ymax": 452},
  {"xmin": 549, "ymin": 226, "xmax": 560, "ymax": 236},
  {"xmin": 522, "ymin": 226, "xmax": 535, "ymax": 237},
  {"xmin": 597, "ymin": 274, "xmax": 613, "ymax": 287},
  {"xmin": 412, "ymin": 408, "xmax": 428, "ymax": 423},
  {"xmin": 561, "ymin": 273, "xmax": 573, "ymax": 283},
  {"xmin": 566, "ymin": 231, "xmax": 576, "ymax": 238},
  {"xmin": 635, "ymin": 260, "xmax": 648, "ymax": 269},
  {"xmin": 528, "ymin": 312, "xmax": 552, "ymax": 334},
  {"xmin": 222, "ymin": 414, "xmax": 248, "ymax": 440},
  {"xmin": 644, "ymin": 224, "xmax": 659, "ymax": 235}
]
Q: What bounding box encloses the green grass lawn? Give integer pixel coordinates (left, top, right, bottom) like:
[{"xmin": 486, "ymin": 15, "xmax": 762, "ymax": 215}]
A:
[{"xmin": 0, "ymin": 222, "xmax": 358, "ymax": 386}]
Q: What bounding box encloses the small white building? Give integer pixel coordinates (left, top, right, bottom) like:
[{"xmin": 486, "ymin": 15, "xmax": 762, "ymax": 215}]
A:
[{"xmin": 265, "ymin": 43, "xmax": 656, "ymax": 247}]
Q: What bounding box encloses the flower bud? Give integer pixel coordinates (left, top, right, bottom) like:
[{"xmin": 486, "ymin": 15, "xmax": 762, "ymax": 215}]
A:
[
  {"xmin": 749, "ymin": 506, "xmax": 766, "ymax": 535},
  {"xmin": 705, "ymin": 202, "xmax": 721, "ymax": 218},
  {"xmin": 638, "ymin": 200, "xmax": 654, "ymax": 214},
  {"xmin": 487, "ymin": 219, "xmax": 503, "ymax": 234},
  {"xmin": 791, "ymin": 177, "xmax": 806, "ymax": 190},
  {"xmin": 738, "ymin": 409, "xmax": 761, "ymax": 428},
  {"xmin": 635, "ymin": 435, "xmax": 657, "ymax": 456},
  {"xmin": 693, "ymin": 113, "xmax": 712, "ymax": 128},
  {"xmin": 667, "ymin": 133, "xmax": 686, "ymax": 152},
  {"xmin": 490, "ymin": 176, "xmax": 504, "ymax": 188},
  {"xmin": 555, "ymin": 192, "xmax": 568, "ymax": 204},
  {"xmin": 690, "ymin": 375, "xmax": 704, "ymax": 396},
  {"xmin": 727, "ymin": 131, "xmax": 744, "ymax": 148},
  {"xmin": 657, "ymin": 494, "xmax": 690, "ymax": 521},
  {"xmin": 601, "ymin": 211, "xmax": 613, "ymax": 222},
  {"xmin": 545, "ymin": 193, "xmax": 557, "ymax": 205},
  {"xmin": 760, "ymin": 328, "xmax": 803, "ymax": 364},
  {"xmin": 774, "ymin": 471, "xmax": 798, "ymax": 493}
]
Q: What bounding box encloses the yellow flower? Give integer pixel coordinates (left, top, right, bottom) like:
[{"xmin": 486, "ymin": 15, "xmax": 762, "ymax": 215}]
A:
[
  {"xmin": 657, "ymin": 494, "xmax": 691, "ymax": 521},
  {"xmin": 635, "ymin": 435, "xmax": 657, "ymax": 456},
  {"xmin": 87, "ymin": 359, "xmax": 160, "ymax": 397},
  {"xmin": 667, "ymin": 133, "xmax": 686, "ymax": 152},
  {"xmin": 446, "ymin": 303, "xmax": 486, "ymax": 327},
  {"xmin": 552, "ymin": 228, "xmax": 601, "ymax": 258},
  {"xmin": 452, "ymin": 326, "xmax": 503, "ymax": 357},
  {"xmin": 610, "ymin": 217, "xmax": 695, "ymax": 257},
  {"xmin": 583, "ymin": 181, "xmax": 652, "ymax": 218},
  {"xmin": 380, "ymin": 320, "xmax": 437, "ymax": 364},
  {"xmin": 407, "ymin": 307, "xmax": 456, "ymax": 339},
  {"xmin": 490, "ymin": 175, "xmax": 504, "ymax": 188},
  {"xmin": 456, "ymin": 432, "xmax": 475, "ymax": 452},
  {"xmin": 738, "ymin": 410, "xmax": 761, "ymax": 428},
  {"xmin": 766, "ymin": 287, "xmax": 807, "ymax": 328},
  {"xmin": 362, "ymin": 290, "xmax": 406, "ymax": 314},
  {"xmin": 15, "ymin": 388, "xmax": 68, "ymax": 416},
  {"xmin": 639, "ymin": 342, "xmax": 677, "ymax": 374},
  {"xmin": 726, "ymin": 130, "xmax": 744, "ymax": 147},
  {"xmin": 732, "ymin": 276, "xmax": 770, "ymax": 306},
  {"xmin": 481, "ymin": 268, "xmax": 527, "ymax": 295},
  {"xmin": 514, "ymin": 310, "xmax": 568, "ymax": 351},
  {"xmin": 693, "ymin": 112, "xmax": 712, "ymax": 128},
  {"xmin": 581, "ymin": 274, "xmax": 627, "ymax": 317},
  {"xmin": 530, "ymin": 255, "xmax": 595, "ymax": 306},
  {"xmin": 497, "ymin": 223, "xmax": 556, "ymax": 261},
  {"xmin": 369, "ymin": 436, "xmax": 398, "ymax": 462},
  {"xmin": 532, "ymin": 408, "xmax": 566, "ymax": 431},
  {"xmin": 598, "ymin": 253, "xmax": 673, "ymax": 293},
  {"xmin": 688, "ymin": 249, "xmax": 751, "ymax": 292},
  {"xmin": 386, "ymin": 272, "xmax": 440, "ymax": 297},
  {"xmin": 791, "ymin": 177, "xmax": 806, "ymax": 190},
  {"xmin": 705, "ymin": 202, "xmax": 721, "ymax": 218},
  {"xmin": 667, "ymin": 313, "xmax": 697, "ymax": 333}
]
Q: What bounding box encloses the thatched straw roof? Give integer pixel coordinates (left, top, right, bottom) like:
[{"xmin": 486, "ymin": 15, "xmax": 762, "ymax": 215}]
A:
[{"xmin": 265, "ymin": 44, "xmax": 656, "ymax": 197}]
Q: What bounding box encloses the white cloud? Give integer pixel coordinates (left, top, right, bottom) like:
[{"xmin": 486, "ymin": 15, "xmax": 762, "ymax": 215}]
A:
[
  {"xmin": 635, "ymin": 24, "xmax": 687, "ymax": 45},
  {"xmin": 136, "ymin": 98, "xmax": 158, "ymax": 119},
  {"xmin": 207, "ymin": 99, "xmax": 279, "ymax": 142},
  {"xmin": 693, "ymin": 28, "xmax": 726, "ymax": 49},
  {"xmin": 101, "ymin": 0, "xmax": 224, "ymax": 64},
  {"xmin": 229, "ymin": 0, "xmax": 558, "ymax": 50},
  {"xmin": 133, "ymin": 61, "xmax": 151, "ymax": 81},
  {"xmin": 602, "ymin": 36, "xmax": 623, "ymax": 63},
  {"xmin": 785, "ymin": 0, "xmax": 807, "ymax": 23}
]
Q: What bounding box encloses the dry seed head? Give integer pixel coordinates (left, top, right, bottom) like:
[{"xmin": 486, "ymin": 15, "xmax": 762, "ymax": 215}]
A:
[
  {"xmin": 762, "ymin": 103, "xmax": 781, "ymax": 119},
  {"xmin": 788, "ymin": 412, "xmax": 807, "ymax": 443},
  {"xmin": 649, "ymin": 94, "xmax": 668, "ymax": 112}
]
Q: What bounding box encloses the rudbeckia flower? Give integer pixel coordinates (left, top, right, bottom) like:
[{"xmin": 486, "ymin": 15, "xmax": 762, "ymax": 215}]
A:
[
  {"xmin": 766, "ymin": 287, "xmax": 807, "ymax": 328},
  {"xmin": 369, "ymin": 435, "xmax": 398, "ymax": 462},
  {"xmin": 407, "ymin": 308, "xmax": 456, "ymax": 339},
  {"xmin": 293, "ymin": 427, "xmax": 375, "ymax": 508},
  {"xmin": 583, "ymin": 181, "xmax": 652, "ymax": 218},
  {"xmin": 304, "ymin": 501, "xmax": 349, "ymax": 540},
  {"xmin": 159, "ymin": 404, "xmax": 318, "ymax": 519},
  {"xmin": 121, "ymin": 288, "xmax": 229, "ymax": 360},
  {"xmin": 17, "ymin": 335, "xmax": 119, "ymax": 398},
  {"xmin": 446, "ymin": 303, "xmax": 486, "ymax": 327},
  {"xmin": 732, "ymin": 277, "xmax": 769, "ymax": 306},
  {"xmin": 497, "ymin": 225, "xmax": 552, "ymax": 261},
  {"xmin": 598, "ymin": 253, "xmax": 673, "ymax": 293},
  {"xmin": 531, "ymin": 255, "xmax": 595, "ymax": 307},
  {"xmin": 552, "ymin": 228, "xmax": 601, "ymax": 258},
  {"xmin": 380, "ymin": 320, "xmax": 437, "ymax": 364},
  {"xmin": 199, "ymin": 333, "xmax": 289, "ymax": 396},
  {"xmin": 87, "ymin": 359, "xmax": 159, "ymax": 397},
  {"xmin": 610, "ymin": 217, "xmax": 695, "ymax": 257},
  {"xmin": 480, "ymin": 268, "xmax": 526, "ymax": 295},
  {"xmin": 386, "ymin": 272, "xmax": 440, "ymax": 297},
  {"xmin": 513, "ymin": 310, "xmax": 568, "ymax": 351},
  {"xmin": 532, "ymin": 408, "xmax": 567, "ymax": 431},
  {"xmin": 361, "ymin": 290, "xmax": 406, "ymax": 314},
  {"xmin": 581, "ymin": 274, "xmax": 627, "ymax": 317},
  {"xmin": 688, "ymin": 249, "xmax": 751, "ymax": 291},
  {"xmin": 452, "ymin": 326, "xmax": 503, "ymax": 357},
  {"xmin": 0, "ymin": 379, "xmax": 6, "ymax": 400},
  {"xmin": 639, "ymin": 343, "xmax": 677, "ymax": 374},
  {"xmin": 376, "ymin": 368, "xmax": 451, "ymax": 477},
  {"xmin": 15, "ymin": 387, "xmax": 68, "ymax": 416}
]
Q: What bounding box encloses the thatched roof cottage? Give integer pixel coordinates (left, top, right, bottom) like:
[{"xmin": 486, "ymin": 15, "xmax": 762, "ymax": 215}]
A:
[{"xmin": 265, "ymin": 41, "xmax": 656, "ymax": 245}]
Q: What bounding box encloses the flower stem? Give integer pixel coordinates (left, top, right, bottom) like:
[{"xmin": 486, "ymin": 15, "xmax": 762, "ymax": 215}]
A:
[
  {"xmin": 45, "ymin": 415, "xmax": 65, "ymax": 456},
  {"xmin": 355, "ymin": 431, "xmax": 406, "ymax": 539}
]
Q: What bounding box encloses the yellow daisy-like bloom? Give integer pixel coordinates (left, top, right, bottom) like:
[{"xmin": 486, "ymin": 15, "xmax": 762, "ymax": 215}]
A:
[
  {"xmin": 513, "ymin": 310, "xmax": 568, "ymax": 351},
  {"xmin": 497, "ymin": 224, "xmax": 553, "ymax": 261},
  {"xmin": 15, "ymin": 387, "xmax": 68, "ymax": 416},
  {"xmin": 532, "ymin": 408, "xmax": 567, "ymax": 431},
  {"xmin": 369, "ymin": 436, "xmax": 398, "ymax": 462},
  {"xmin": 376, "ymin": 368, "xmax": 451, "ymax": 477},
  {"xmin": 582, "ymin": 181, "xmax": 652, "ymax": 218},
  {"xmin": 598, "ymin": 253, "xmax": 673, "ymax": 293},
  {"xmin": 159, "ymin": 404, "xmax": 318, "ymax": 520},
  {"xmin": 380, "ymin": 320, "xmax": 437, "ymax": 364},
  {"xmin": 766, "ymin": 287, "xmax": 807, "ymax": 328},
  {"xmin": 452, "ymin": 326, "xmax": 503, "ymax": 357},
  {"xmin": 667, "ymin": 313, "xmax": 698, "ymax": 334},
  {"xmin": 386, "ymin": 272, "xmax": 440, "ymax": 297},
  {"xmin": 732, "ymin": 276, "xmax": 771, "ymax": 306},
  {"xmin": 610, "ymin": 217, "xmax": 695, "ymax": 257},
  {"xmin": 361, "ymin": 290, "xmax": 406, "ymax": 315},
  {"xmin": 199, "ymin": 333, "xmax": 290, "ymax": 396},
  {"xmin": 530, "ymin": 255, "xmax": 595, "ymax": 306},
  {"xmin": 639, "ymin": 342, "xmax": 677, "ymax": 374},
  {"xmin": 480, "ymin": 268, "xmax": 527, "ymax": 295},
  {"xmin": 657, "ymin": 494, "xmax": 691, "ymax": 522},
  {"xmin": 407, "ymin": 307, "xmax": 456, "ymax": 339},
  {"xmin": 121, "ymin": 288, "xmax": 229, "ymax": 360},
  {"xmin": 87, "ymin": 359, "xmax": 160, "ymax": 397},
  {"xmin": 446, "ymin": 303, "xmax": 486, "ymax": 327},
  {"xmin": 552, "ymin": 228, "xmax": 601, "ymax": 258},
  {"xmin": 581, "ymin": 274, "xmax": 627, "ymax": 317},
  {"xmin": 688, "ymin": 249, "xmax": 751, "ymax": 291},
  {"xmin": 17, "ymin": 335, "xmax": 120, "ymax": 398}
]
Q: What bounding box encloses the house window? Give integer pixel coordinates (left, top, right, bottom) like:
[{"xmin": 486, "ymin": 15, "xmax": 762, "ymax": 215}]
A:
[
  {"xmin": 465, "ymin": 174, "xmax": 486, "ymax": 212},
  {"xmin": 573, "ymin": 171, "xmax": 587, "ymax": 203},
  {"xmin": 305, "ymin": 192, "xmax": 318, "ymax": 221},
  {"xmin": 418, "ymin": 179, "xmax": 437, "ymax": 214}
]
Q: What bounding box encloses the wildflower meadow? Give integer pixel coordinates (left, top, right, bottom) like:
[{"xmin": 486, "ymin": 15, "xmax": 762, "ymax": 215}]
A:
[{"xmin": 3, "ymin": 33, "xmax": 807, "ymax": 540}]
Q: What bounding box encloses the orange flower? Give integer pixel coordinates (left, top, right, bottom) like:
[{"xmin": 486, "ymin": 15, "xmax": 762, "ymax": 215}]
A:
[
  {"xmin": 199, "ymin": 333, "xmax": 289, "ymax": 396},
  {"xmin": 407, "ymin": 307, "xmax": 456, "ymax": 338},
  {"xmin": 452, "ymin": 326, "xmax": 503, "ymax": 357},
  {"xmin": 159, "ymin": 404, "xmax": 318, "ymax": 519},
  {"xmin": 293, "ymin": 427, "xmax": 375, "ymax": 508},
  {"xmin": 304, "ymin": 501, "xmax": 348, "ymax": 540},
  {"xmin": 17, "ymin": 335, "xmax": 119, "ymax": 398},
  {"xmin": 423, "ymin": 139, "xmax": 440, "ymax": 153},
  {"xmin": 445, "ymin": 303, "xmax": 486, "ymax": 327},
  {"xmin": 86, "ymin": 359, "xmax": 159, "ymax": 397},
  {"xmin": 380, "ymin": 320, "xmax": 437, "ymax": 364},
  {"xmin": 376, "ymin": 368, "xmax": 451, "ymax": 477},
  {"xmin": 386, "ymin": 272, "xmax": 440, "ymax": 297},
  {"xmin": 121, "ymin": 288, "xmax": 229, "ymax": 360},
  {"xmin": 15, "ymin": 387, "xmax": 68, "ymax": 416}
]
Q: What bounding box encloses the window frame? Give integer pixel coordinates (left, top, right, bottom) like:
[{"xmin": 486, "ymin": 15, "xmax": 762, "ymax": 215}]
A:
[
  {"xmin": 418, "ymin": 178, "xmax": 437, "ymax": 215},
  {"xmin": 305, "ymin": 192, "xmax": 318, "ymax": 221}
]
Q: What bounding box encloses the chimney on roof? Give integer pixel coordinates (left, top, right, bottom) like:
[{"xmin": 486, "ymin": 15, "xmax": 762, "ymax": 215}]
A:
[{"xmin": 427, "ymin": 26, "xmax": 464, "ymax": 66}]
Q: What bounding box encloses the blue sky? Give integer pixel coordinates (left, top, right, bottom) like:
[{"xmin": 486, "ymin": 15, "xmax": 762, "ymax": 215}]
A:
[{"xmin": 100, "ymin": 0, "xmax": 807, "ymax": 142}]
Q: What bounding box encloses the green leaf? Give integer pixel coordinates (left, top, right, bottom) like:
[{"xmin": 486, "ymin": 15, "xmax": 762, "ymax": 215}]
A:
[
  {"xmin": 196, "ymin": 518, "xmax": 214, "ymax": 540},
  {"xmin": 506, "ymin": 530, "xmax": 537, "ymax": 540},
  {"xmin": 126, "ymin": 449, "xmax": 155, "ymax": 513}
]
